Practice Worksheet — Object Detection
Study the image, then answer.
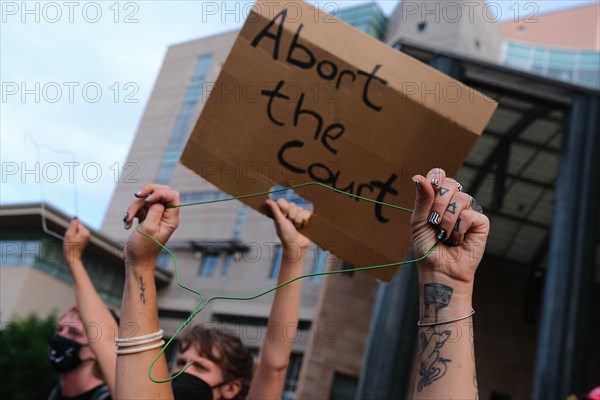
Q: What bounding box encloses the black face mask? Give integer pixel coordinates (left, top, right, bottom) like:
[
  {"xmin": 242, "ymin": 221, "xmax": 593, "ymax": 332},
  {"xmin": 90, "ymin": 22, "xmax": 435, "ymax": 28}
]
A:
[
  {"xmin": 172, "ymin": 372, "xmax": 227, "ymax": 400},
  {"xmin": 48, "ymin": 334, "xmax": 87, "ymax": 373}
]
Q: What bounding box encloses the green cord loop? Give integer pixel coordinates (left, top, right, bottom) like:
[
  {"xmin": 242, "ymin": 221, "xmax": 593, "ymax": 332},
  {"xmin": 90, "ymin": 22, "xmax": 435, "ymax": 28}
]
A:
[{"xmin": 133, "ymin": 182, "xmax": 432, "ymax": 383}]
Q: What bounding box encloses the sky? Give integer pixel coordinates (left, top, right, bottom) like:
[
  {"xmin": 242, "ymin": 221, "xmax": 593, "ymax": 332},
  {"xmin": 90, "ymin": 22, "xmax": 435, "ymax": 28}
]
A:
[{"xmin": 1, "ymin": 0, "xmax": 597, "ymax": 230}]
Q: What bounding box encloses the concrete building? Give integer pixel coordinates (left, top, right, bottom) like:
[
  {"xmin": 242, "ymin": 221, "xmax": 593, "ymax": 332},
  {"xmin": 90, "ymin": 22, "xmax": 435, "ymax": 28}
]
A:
[
  {"xmin": 499, "ymin": 3, "xmax": 600, "ymax": 89},
  {"xmin": 385, "ymin": 0, "xmax": 505, "ymax": 63},
  {"xmin": 0, "ymin": 203, "xmax": 139, "ymax": 322}
]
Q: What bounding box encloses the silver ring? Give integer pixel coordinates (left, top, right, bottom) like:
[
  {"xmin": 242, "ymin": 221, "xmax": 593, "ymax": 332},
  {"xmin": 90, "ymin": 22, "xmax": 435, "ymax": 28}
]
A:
[
  {"xmin": 470, "ymin": 196, "xmax": 483, "ymax": 213},
  {"xmin": 457, "ymin": 182, "xmax": 463, "ymax": 192}
]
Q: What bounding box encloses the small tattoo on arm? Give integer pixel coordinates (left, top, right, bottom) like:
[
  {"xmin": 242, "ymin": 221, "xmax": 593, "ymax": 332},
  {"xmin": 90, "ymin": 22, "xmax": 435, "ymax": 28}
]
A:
[
  {"xmin": 423, "ymin": 283, "xmax": 453, "ymax": 322},
  {"xmin": 139, "ymin": 277, "xmax": 146, "ymax": 304}
]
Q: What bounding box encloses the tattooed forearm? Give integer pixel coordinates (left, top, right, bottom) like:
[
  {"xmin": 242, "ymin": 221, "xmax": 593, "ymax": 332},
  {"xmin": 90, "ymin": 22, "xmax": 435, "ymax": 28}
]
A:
[
  {"xmin": 139, "ymin": 276, "xmax": 146, "ymax": 304},
  {"xmin": 417, "ymin": 283, "xmax": 455, "ymax": 392}
]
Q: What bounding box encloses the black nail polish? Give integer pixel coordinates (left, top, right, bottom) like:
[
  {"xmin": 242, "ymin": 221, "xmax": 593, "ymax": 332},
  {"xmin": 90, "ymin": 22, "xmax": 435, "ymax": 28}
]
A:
[
  {"xmin": 414, "ymin": 180, "xmax": 422, "ymax": 190},
  {"xmin": 457, "ymin": 182, "xmax": 463, "ymax": 192},
  {"xmin": 134, "ymin": 190, "xmax": 142, "ymax": 197},
  {"xmin": 428, "ymin": 212, "xmax": 441, "ymax": 225},
  {"xmin": 122, "ymin": 212, "xmax": 129, "ymax": 222},
  {"xmin": 437, "ymin": 229, "xmax": 446, "ymax": 241},
  {"xmin": 431, "ymin": 178, "xmax": 440, "ymax": 187},
  {"xmin": 451, "ymin": 239, "xmax": 459, "ymax": 247},
  {"xmin": 144, "ymin": 195, "xmax": 152, "ymax": 202}
]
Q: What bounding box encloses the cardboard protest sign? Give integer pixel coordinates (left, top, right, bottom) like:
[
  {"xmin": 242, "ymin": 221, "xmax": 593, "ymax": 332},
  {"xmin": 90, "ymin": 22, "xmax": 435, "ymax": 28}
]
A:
[{"xmin": 180, "ymin": 0, "xmax": 497, "ymax": 282}]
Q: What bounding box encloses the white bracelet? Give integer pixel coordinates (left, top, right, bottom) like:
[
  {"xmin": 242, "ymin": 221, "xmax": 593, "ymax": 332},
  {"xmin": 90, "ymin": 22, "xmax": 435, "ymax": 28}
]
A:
[
  {"xmin": 114, "ymin": 340, "xmax": 165, "ymax": 355},
  {"xmin": 115, "ymin": 329, "xmax": 163, "ymax": 344},
  {"xmin": 115, "ymin": 335, "xmax": 165, "ymax": 347},
  {"xmin": 417, "ymin": 309, "xmax": 475, "ymax": 327}
]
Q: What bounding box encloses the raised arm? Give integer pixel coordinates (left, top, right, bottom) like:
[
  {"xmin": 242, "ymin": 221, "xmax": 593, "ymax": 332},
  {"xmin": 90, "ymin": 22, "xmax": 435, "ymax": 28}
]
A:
[
  {"xmin": 248, "ymin": 199, "xmax": 311, "ymax": 399},
  {"xmin": 63, "ymin": 218, "xmax": 117, "ymax": 397},
  {"xmin": 117, "ymin": 184, "xmax": 180, "ymax": 399},
  {"xmin": 411, "ymin": 168, "xmax": 489, "ymax": 399}
]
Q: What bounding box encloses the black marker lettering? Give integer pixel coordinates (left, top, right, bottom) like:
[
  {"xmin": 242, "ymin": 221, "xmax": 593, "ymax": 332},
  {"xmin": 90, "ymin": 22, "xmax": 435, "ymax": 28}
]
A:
[
  {"xmin": 251, "ymin": 9, "xmax": 288, "ymax": 60},
  {"xmin": 358, "ymin": 64, "xmax": 388, "ymax": 112}
]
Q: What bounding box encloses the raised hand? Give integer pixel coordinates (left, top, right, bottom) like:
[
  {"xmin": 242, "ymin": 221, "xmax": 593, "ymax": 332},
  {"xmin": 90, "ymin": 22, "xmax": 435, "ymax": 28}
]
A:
[
  {"xmin": 411, "ymin": 168, "xmax": 489, "ymax": 286},
  {"xmin": 122, "ymin": 184, "xmax": 181, "ymax": 268},
  {"xmin": 63, "ymin": 218, "xmax": 91, "ymax": 265},
  {"xmin": 266, "ymin": 198, "xmax": 311, "ymax": 249}
]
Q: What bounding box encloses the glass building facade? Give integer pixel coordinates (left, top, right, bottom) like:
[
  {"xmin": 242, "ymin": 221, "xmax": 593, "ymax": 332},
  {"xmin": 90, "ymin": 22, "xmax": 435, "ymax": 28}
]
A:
[
  {"xmin": 335, "ymin": 2, "xmax": 388, "ymax": 40},
  {"xmin": 502, "ymin": 41, "xmax": 600, "ymax": 89}
]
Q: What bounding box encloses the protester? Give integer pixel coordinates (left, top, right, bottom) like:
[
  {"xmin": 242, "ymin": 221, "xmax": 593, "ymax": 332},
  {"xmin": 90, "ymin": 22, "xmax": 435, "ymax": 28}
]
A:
[
  {"xmin": 34, "ymin": 218, "xmax": 118, "ymax": 399},
  {"xmin": 117, "ymin": 186, "xmax": 310, "ymax": 399},
  {"xmin": 411, "ymin": 168, "xmax": 489, "ymax": 399}
]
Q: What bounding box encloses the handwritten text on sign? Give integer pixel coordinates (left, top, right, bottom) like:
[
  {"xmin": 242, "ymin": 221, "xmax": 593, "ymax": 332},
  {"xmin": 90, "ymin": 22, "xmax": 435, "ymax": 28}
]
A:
[{"xmin": 251, "ymin": 8, "xmax": 398, "ymax": 223}]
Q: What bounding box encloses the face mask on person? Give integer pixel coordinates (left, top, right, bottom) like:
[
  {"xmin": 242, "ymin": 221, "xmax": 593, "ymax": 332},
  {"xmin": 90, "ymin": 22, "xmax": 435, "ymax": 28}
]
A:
[
  {"xmin": 48, "ymin": 334, "xmax": 90, "ymax": 373},
  {"xmin": 172, "ymin": 372, "xmax": 229, "ymax": 400}
]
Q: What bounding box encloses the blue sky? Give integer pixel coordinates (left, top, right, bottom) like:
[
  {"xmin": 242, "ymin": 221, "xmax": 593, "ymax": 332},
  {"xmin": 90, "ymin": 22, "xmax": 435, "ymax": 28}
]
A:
[{"xmin": 1, "ymin": 0, "xmax": 596, "ymax": 229}]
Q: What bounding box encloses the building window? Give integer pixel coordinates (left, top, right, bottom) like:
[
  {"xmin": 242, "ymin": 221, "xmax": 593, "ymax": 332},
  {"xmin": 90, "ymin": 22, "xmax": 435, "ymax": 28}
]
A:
[
  {"xmin": 180, "ymin": 191, "xmax": 230, "ymax": 204},
  {"xmin": 417, "ymin": 21, "xmax": 427, "ymax": 32},
  {"xmin": 156, "ymin": 250, "xmax": 170, "ymax": 270},
  {"xmin": 199, "ymin": 253, "xmax": 220, "ymax": 277},
  {"xmin": 155, "ymin": 53, "xmax": 214, "ymax": 185},
  {"xmin": 311, "ymin": 247, "xmax": 330, "ymax": 282},
  {"xmin": 269, "ymin": 245, "xmax": 283, "ymax": 279},
  {"xmin": 1, "ymin": 240, "xmax": 40, "ymax": 265},
  {"xmin": 340, "ymin": 262, "xmax": 354, "ymax": 277},
  {"xmin": 282, "ymin": 353, "xmax": 303, "ymax": 399},
  {"xmin": 329, "ymin": 372, "xmax": 358, "ymax": 399},
  {"xmin": 221, "ymin": 254, "xmax": 234, "ymax": 276}
]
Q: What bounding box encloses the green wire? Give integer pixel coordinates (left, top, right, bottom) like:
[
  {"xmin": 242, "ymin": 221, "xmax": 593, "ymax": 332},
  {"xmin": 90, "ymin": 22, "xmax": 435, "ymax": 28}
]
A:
[{"xmin": 136, "ymin": 182, "xmax": 433, "ymax": 383}]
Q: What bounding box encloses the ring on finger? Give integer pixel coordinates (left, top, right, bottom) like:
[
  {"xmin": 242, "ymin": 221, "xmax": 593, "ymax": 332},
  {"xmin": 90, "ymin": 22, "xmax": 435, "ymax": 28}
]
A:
[{"xmin": 470, "ymin": 196, "xmax": 484, "ymax": 213}]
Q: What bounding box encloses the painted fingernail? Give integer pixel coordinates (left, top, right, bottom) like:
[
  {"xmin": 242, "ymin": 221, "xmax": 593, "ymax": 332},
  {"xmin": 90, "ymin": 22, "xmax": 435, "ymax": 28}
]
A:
[
  {"xmin": 445, "ymin": 238, "xmax": 459, "ymax": 247},
  {"xmin": 431, "ymin": 178, "xmax": 440, "ymax": 187},
  {"xmin": 123, "ymin": 220, "xmax": 129, "ymax": 230},
  {"xmin": 413, "ymin": 180, "xmax": 422, "ymax": 190},
  {"xmin": 457, "ymin": 182, "xmax": 463, "ymax": 192},
  {"xmin": 122, "ymin": 212, "xmax": 129, "ymax": 222},
  {"xmin": 437, "ymin": 228, "xmax": 447, "ymax": 241},
  {"xmin": 428, "ymin": 212, "xmax": 441, "ymax": 225},
  {"xmin": 134, "ymin": 189, "xmax": 142, "ymax": 197},
  {"xmin": 144, "ymin": 194, "xmax": 152, "ymax": 202}
]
